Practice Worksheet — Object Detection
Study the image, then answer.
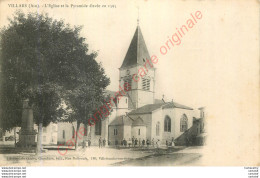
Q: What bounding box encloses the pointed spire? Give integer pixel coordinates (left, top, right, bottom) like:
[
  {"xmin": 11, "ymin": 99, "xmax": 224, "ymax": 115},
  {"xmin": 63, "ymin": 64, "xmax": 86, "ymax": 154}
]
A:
[{"xmin": 120, "ymin": 25, "xmax": 151, "ymax": 69}]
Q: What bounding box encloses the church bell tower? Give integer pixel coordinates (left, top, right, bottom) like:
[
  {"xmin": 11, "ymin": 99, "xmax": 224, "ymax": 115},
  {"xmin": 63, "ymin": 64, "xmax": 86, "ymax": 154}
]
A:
[{"xmin": 119, "ymin": 24, "xmax": 155, "ymax": 109}]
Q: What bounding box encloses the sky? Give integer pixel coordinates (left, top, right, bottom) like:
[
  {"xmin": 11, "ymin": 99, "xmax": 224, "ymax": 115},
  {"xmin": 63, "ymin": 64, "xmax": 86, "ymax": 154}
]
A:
[
  {"xmin": 0, "ymin": 0, "xmax": 213, "ymax": 109},
  {"xmin": 0, "ymin": 0, "xmax": 258, "ymax": 108},
  {"xmin": 0, "ymin": 0, "xmax": 259, "ymax": 165}
]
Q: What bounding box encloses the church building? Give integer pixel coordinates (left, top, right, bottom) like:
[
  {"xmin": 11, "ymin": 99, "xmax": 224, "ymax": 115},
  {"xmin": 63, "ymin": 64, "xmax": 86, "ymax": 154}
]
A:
[{"xmin": 56, "ymin": 24, "xmax": 200, "ymax": 146}]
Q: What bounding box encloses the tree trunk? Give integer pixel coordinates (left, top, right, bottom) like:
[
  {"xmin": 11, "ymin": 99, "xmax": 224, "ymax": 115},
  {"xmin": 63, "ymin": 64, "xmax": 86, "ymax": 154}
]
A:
[
  {"xmin": 36, "ymin": 122, "xmax": 43, "ymax": 154},
  {"xmin": 74, "ymin": 121, "xmax": 81, "ymax": 150},
  {"xmin": 14, "ymin": 127, "xmax": 16, "ymax": 147}
]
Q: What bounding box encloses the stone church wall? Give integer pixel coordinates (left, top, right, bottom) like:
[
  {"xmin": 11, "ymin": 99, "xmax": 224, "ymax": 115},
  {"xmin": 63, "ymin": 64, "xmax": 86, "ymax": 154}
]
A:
[
  {"xmin": 108, "ymin": 125, "xmax": 124, "ymax": 145},
  {"xmin": 150, "ymin": 109, "xmax": 162, "ymax": 141},
  {"xmin": 130, "ymin": 113, "xmax": 152, "ymax": 140},
  {"xmin": 131, "ymin": 125, "xmax": 146, "ymax": 140}
]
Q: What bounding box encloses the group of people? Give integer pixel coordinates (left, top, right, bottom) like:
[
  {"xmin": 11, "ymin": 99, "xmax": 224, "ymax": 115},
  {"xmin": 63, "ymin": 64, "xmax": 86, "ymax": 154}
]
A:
[
  {"xmin": 82, "ymin": 139, "xmax": 91, "ymax": 148},
  {"xmin": 98, "ymin": 137, "xmax": 106, "ymax": 148},
  {"xmin": 81, "ymin": 137, "xmax": 106, "ymax": 149},
  {"xmin": 119, "ymin": 137, "xmax": 162, "ymax": 148},
  {"xmin": 82, "ymin": 137, "xmax": 176, "ymax": 149}
]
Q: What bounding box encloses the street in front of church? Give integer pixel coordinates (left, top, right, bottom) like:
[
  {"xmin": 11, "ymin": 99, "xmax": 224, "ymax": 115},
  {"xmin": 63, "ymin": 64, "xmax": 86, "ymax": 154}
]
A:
[
  {"xmin": 0, "ymin": 141, "xmax": 203, "ymax": 166},
  {"xmin": 113, "ymin": 146, "xmax": 204, "ymax": 166}
]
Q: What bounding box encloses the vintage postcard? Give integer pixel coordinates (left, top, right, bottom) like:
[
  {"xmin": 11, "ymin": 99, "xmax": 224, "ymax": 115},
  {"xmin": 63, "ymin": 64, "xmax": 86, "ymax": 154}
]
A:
[{"xmin": 0, "ymin": 0, "xmax": 259, "ymax": 167}]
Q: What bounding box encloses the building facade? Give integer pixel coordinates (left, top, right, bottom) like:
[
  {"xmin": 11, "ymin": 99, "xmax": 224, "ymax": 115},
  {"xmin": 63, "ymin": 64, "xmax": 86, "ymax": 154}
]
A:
[{"xmin": 54, "ymin": 24, "xmax": 202, "ymax": 146}]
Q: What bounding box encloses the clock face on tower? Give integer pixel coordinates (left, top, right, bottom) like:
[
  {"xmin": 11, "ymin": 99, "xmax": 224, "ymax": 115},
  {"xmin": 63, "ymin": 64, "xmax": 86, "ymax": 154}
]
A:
[{"xmin": 126, "ymin": 69, "xmax": 130, "ymax": 75}]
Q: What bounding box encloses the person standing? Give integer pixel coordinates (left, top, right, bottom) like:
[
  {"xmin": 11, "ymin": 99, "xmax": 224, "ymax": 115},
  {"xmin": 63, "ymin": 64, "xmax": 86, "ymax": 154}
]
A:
[
  {"xmin": 142, "ymin": 139, "xmax": 145, "ymax": 148},
  {"xmin": 132, "ymin": 136, "xmax": 135, "ymax": 147},
  {"xmin": 103, "ymin": 138, "xmax": 106, "ymax": 147},
  {"xmin": 83, "ymin": 140, "xmax": 86, "ymax": 150},
  {"xmin": 156, "ymin": 139, "xmax": 160, "ymax": 148},
  {"xmin": 88, "ymin": 140, "xmax": 91, "ymax": 148},
  {"xmin": 123, "ymin": 138, "xmax": 127, "ymax": 147},
  {"xmin": 99, "ymin": 137, "xmax": 102, "ymax": 148},
  {"xmin": 82, "ymin": 140, "xmax": 86, "ymax": 148},
  {"xmin": 82, "ymin": 140, "xmax": 87, "ymax": 155},
  {"xmin": 128, "ymin": 138, "xmax": 131, "ymax": 147},
  {"xmin": 171, "ymin": 137, "xmax": 175, "ymax": 147},
  {"xmin": 146, "ymin": 139, "xmax": 150, "ymax": 148}
]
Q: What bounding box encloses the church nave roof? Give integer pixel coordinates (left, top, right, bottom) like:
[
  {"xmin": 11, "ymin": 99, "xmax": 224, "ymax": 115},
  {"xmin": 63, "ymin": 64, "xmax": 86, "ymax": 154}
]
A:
[{"xmin": 128, "ymin": 101, "xmax": 193, "ymax": 115}]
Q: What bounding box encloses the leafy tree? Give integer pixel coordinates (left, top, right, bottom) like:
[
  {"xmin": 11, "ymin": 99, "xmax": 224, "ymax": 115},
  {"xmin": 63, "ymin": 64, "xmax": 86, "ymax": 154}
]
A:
[
  {"xmin": 62, "ymin": 55, "xmax": 110, "ymax": 149},
  {"xmin": 0, "ymin": 11, "xmax": 110, "ymax": 152}
]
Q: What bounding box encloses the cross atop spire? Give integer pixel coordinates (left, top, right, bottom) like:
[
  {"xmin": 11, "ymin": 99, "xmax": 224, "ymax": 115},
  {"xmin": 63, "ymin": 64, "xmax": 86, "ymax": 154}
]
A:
[{"xmin": 137, "ymin": 7, "xmax": 140, "ymax": 26}]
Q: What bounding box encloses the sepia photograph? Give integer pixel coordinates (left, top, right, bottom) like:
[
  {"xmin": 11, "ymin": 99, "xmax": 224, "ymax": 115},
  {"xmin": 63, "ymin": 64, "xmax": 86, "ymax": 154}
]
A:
[{"xmin": 0, "ymin": 0, "xmax": 259, "ymax": 170}]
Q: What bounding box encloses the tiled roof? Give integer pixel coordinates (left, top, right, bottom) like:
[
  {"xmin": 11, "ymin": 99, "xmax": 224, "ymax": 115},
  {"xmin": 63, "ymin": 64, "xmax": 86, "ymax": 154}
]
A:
[
  {"xmin": 120, "ymin": 25, "xmax": 151, "ymax": 69},
  {"xmin": 109, "ymin": 115, "xmax": 133, "ymax": 126},
  {"xmin": 109, "ymin": 115, "xmax": 147, "ymax": 127},
  {"xmin": 128, "ymin": 101, "xmax": 193, "ymax": 115},
  {"xmin": 162, "ymin": 102, "xmax": 193, "ymax": 110},
  {"xmin": 128, "ymin": 103, "xmax": 167, "ymax": 115},
  {"xmin": 132, "ymin": 117, "xmax": 145, "ymax": 126}
]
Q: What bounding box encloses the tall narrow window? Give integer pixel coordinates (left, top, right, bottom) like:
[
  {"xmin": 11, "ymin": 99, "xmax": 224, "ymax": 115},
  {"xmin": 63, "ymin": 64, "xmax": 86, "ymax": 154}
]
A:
[
  {"xmin": 138, "ymin": 129, "xmax": 141, "ymax": 135},
  {"xmin": 62, "ymin": 130, "xmax": 65, "ymax": 139},
  {"xmin": 164, "ymin": 116, "xmax": 171, "ymax": 132},
  {"xmin": 72, "ymin": 126, "xmax": 75, "ymax": 138},
  {"xmin": 180, "ymin": 114, "xmax": 188, "ymax": 132},
  {"xmin": 156, "ymin": 122, "xmax": 160, "ymax": 136},
  {"xmin": 114, "ymin": 128, "xmax": 118, "ymax": 135}
]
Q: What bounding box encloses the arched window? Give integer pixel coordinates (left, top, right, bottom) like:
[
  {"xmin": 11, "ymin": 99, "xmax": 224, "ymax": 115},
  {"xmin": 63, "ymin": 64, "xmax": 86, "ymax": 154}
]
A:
[
  {"xmin": 164, "ymin": 116, "xmax": 171, "ymax": 132},
  {"xmin": 156, "ymin": 122, "xmax": 160, "ymax": 136},
  {"xmin": 180, "ymin": 114, "xmax": 188, "ymax": 132}
]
